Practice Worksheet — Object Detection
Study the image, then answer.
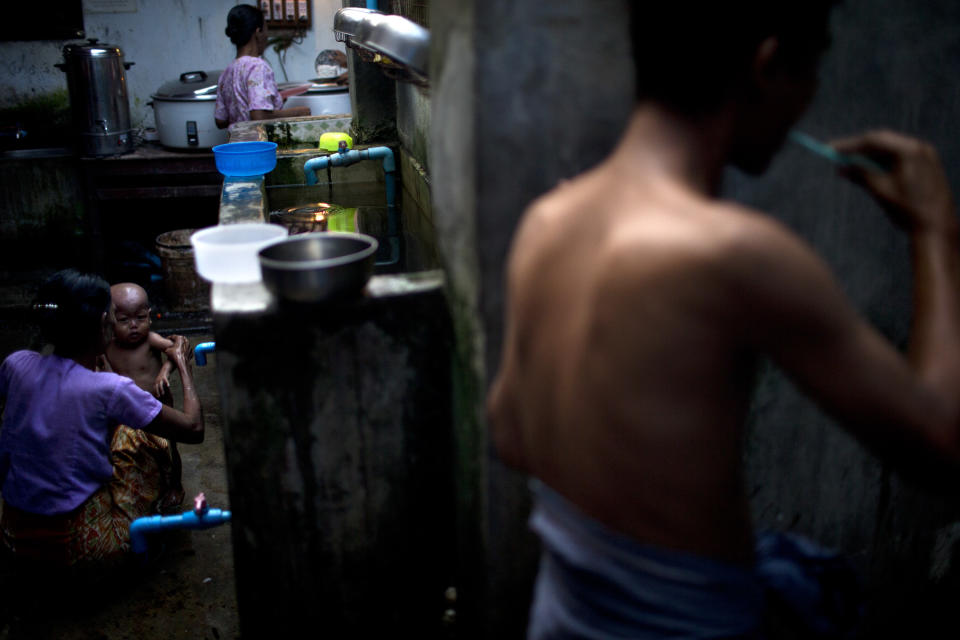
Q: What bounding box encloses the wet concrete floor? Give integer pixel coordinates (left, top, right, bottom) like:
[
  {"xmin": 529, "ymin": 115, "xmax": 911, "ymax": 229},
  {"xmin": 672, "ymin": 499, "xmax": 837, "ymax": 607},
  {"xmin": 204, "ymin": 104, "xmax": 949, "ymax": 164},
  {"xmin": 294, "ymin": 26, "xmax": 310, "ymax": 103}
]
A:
[{"xmin": 0, "ymin": 272, "xmax": 240, "ymax": 638}]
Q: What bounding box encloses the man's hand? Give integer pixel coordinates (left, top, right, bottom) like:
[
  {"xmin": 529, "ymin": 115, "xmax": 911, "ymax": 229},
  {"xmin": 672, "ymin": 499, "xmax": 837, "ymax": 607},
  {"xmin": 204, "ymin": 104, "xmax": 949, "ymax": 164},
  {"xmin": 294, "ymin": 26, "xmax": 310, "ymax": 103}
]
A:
[{"xmin": 831, "ymin": 130, "xmax": 957, "ymax": 234}]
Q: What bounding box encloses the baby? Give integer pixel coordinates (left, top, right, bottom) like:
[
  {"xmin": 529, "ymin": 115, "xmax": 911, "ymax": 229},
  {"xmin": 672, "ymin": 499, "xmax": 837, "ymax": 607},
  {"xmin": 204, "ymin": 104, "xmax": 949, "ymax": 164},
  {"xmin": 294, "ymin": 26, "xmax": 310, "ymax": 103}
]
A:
[{"xmin": 103, "ymin": 282, "xmax": 186, "ymax": 510}]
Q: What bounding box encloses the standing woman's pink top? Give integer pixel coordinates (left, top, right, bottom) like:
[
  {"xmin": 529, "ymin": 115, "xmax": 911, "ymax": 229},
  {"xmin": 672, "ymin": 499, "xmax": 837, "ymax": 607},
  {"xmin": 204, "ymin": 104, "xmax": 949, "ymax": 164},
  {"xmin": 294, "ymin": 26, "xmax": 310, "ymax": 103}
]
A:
[{"xmin": 215, "ymin": 56, "xmax": 285, "ymax": 126}]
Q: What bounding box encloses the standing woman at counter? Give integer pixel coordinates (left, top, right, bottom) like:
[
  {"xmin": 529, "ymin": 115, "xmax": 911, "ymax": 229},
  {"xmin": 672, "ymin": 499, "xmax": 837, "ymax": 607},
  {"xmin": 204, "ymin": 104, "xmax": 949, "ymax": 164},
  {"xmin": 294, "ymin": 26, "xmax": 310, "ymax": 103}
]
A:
[{"xmin": 214, "ymin": 4, "xmax": 310, "ymax": 128}]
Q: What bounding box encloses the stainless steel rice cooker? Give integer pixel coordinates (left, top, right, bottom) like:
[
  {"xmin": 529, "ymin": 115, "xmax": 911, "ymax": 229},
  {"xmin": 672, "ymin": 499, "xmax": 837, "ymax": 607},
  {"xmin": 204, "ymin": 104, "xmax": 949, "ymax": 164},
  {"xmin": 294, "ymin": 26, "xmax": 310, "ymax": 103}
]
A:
[
  {"xmin": 56, "ymin": 39, "xmax": 135, "ymax": 157},
  {"xmin": 151, "ymin": 70, "xmax": 228, "ymax": 149}
]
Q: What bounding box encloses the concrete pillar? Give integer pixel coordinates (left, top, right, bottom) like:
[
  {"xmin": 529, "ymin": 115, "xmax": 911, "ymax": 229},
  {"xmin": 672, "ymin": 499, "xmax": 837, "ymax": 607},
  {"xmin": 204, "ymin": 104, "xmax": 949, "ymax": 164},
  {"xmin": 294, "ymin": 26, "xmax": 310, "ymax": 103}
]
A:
[
  {"xmin": 430, "ymin": 1, "xmax": 633, "ymax": 636},
  {"xmin": 215, "ymin": 285, "xmax": 457, "ymax": 637}
]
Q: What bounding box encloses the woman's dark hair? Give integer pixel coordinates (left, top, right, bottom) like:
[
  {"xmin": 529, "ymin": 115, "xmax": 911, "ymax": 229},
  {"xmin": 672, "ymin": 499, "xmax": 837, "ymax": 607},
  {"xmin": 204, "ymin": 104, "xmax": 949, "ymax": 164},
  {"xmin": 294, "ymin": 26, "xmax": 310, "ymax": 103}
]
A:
[
  {"xmin": 225, "ymin": 4, "xmax": 265, "ymax": 47},
  {"xmin": 33, "ymin": 269, "xmax": 110, "ymax": 354},
  {"xmin": 628, "ymin": 1, "xmax": 839, "ymax": 113}
]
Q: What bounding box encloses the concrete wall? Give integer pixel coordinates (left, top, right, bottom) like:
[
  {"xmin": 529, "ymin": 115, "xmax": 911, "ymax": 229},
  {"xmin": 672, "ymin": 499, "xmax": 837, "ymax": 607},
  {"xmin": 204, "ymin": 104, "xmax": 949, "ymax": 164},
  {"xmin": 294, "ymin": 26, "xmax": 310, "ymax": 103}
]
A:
[
  {"xmin": 397, "ymin": 83, "xmax": 430, "ymax": 173},
  {"xmin": 731, "ymin": 1, "xmax": 960, "ymax": 634},
  {"xmin": 0, "ymin": 155, "xmax": 88, "ymax": 269},
  {"xmin": 431, "ymin": 1, "xmax": 633, "ymax": 636},
  {"xmin": 0, "ymin": 0, "xmax": 344, "ymax": 129},
  {"xmin": 433, "ymin": 0, "xmax": 960, "ymax": 637}
]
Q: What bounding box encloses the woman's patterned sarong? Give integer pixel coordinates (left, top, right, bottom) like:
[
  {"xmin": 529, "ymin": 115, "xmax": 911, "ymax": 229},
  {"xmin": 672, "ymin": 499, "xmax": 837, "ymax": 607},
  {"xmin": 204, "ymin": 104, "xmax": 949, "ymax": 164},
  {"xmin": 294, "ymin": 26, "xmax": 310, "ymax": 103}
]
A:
[{"xmin": 0, "ymin": 425, "xmax": 182, "ymax": 567}]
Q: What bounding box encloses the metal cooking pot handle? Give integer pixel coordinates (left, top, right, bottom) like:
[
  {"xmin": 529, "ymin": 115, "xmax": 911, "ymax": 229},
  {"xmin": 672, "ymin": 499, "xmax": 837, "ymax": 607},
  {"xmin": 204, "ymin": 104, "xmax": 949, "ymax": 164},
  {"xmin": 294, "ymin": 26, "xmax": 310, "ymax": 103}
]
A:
[
  {"xmin": 180, "ymin": 71, "xmax": 207, "ymax": 83},
  {"xmin": 125, "ymin": 62, "xmax": 135, "ymax": 70}
]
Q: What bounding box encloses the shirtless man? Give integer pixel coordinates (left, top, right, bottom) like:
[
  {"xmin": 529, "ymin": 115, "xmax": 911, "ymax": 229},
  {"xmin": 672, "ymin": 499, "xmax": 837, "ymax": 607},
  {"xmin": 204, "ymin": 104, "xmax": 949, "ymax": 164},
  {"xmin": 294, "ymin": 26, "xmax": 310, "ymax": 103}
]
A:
[
  {"xmin": 487, "ymin": 3, "xmax": 960, "ymax": 637},
  {"xmin": 104, "ymin": 282, "xmax": 188, "ymax": 509}
]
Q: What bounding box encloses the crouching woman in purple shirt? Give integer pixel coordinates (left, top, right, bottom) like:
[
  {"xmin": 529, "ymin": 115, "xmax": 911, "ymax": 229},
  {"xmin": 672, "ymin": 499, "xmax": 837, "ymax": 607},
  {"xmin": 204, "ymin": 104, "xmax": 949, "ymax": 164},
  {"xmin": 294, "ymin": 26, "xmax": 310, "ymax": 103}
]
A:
[{"xmin": 0, "ymin": 270, "xmax": 204, "ymax": 567}]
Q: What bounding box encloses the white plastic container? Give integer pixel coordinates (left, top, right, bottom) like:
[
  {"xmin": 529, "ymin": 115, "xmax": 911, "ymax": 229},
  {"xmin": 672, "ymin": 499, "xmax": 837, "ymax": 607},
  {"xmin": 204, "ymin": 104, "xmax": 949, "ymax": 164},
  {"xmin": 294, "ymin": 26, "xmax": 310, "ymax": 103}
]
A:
[{"xmin": 190, "ymin": 223, "xmax": 288, "ymax": 283}]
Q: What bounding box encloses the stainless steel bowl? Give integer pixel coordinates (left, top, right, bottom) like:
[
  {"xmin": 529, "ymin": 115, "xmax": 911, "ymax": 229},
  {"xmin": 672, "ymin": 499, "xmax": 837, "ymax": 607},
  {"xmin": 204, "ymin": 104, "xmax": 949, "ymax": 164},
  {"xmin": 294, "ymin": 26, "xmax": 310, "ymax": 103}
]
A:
[{"xmin": 258, "ymin": 232, "xmax": 378, "ymax": 303}]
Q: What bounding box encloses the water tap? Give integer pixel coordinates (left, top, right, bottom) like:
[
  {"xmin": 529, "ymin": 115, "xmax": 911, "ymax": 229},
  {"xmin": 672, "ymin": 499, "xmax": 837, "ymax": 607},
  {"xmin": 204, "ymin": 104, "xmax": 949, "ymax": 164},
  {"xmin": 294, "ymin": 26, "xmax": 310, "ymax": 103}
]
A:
[{"xmin": 194, "ymin": 492, "xmax": 209, "ymax": 515}]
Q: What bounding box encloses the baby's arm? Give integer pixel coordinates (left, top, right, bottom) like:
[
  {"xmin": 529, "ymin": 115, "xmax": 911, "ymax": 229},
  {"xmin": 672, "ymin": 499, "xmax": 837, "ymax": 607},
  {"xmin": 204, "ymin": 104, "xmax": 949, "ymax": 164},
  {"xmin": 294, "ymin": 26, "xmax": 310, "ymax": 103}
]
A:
[
  {"xmin": 150, "ymin": 332, "xmax": 178, "ymax": 397},
  {"xmin": 96, "ymin": 353, "xmax": 114, "ymax": 373},
  {"xmin": 148, "ymin": 332, "xmax": 175, "ymax": 352}
]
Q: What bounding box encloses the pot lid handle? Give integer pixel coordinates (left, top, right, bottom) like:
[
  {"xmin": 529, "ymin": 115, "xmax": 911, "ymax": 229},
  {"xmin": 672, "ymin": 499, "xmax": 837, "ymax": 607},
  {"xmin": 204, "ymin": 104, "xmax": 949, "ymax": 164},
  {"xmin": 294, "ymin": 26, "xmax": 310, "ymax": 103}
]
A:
[{"xmin": 180, "ymin": 71, "xmax": 207, "ymax": 83}]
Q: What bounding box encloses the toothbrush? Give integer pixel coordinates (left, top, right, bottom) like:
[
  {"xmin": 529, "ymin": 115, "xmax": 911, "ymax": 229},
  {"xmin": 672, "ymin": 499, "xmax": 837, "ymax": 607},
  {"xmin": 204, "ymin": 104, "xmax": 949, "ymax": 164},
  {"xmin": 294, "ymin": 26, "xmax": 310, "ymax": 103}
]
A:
[{"xmin": 789, "ymin": 130, "xmax": 890, "ymax": 173}]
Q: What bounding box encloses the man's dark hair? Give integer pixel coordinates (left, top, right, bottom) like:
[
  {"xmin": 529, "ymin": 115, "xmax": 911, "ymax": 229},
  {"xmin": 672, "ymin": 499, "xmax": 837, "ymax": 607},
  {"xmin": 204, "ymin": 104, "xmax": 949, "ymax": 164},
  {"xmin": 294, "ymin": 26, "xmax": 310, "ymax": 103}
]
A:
[
  {"xmin": 225, "ymin": 4, "xmax": 265, "ymax": 47},
  {"xmin": 33, "ymin": 269, "xmax": 110, "ymax": 355},
  {"xmin": 628, "ymin": 2, "xmax": 838, "ymax": 113}
]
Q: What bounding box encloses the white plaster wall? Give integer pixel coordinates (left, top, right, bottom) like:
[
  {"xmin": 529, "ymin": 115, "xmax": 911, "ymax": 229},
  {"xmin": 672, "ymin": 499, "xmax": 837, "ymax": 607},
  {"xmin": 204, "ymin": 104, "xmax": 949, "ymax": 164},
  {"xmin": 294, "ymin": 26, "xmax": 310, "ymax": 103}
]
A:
[{"xmin": 0, "ymin": 0, "xmax": 344, "ymax": 129}]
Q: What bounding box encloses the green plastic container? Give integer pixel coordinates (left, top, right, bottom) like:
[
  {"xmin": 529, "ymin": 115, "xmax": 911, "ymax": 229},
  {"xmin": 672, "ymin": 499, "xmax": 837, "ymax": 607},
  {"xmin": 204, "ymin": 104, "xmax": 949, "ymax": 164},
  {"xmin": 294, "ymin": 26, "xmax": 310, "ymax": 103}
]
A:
[{"xmin": 318, "ymin": 132, "xmax": 353, "ymax": 152}]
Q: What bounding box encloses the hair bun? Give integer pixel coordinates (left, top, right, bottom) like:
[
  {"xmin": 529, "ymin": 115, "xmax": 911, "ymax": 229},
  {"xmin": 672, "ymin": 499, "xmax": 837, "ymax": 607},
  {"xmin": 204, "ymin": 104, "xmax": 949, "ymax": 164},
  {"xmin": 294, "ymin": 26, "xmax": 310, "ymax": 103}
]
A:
[{"xmin": 225, "ymin": 4, "xmax": 263, "ymax": 47}]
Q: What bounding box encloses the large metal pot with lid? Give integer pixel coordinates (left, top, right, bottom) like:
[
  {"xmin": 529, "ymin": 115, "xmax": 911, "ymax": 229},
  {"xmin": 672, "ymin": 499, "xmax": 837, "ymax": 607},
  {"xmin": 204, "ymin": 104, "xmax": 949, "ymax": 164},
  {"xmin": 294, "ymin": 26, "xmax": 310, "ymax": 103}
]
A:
[
  {"xmin": 151, "ymin": 70, "xmax": 228, "ymax": 150},
  {"xmin": 56, "ymin": 38, "xmax": 135, "ymax": 157}
]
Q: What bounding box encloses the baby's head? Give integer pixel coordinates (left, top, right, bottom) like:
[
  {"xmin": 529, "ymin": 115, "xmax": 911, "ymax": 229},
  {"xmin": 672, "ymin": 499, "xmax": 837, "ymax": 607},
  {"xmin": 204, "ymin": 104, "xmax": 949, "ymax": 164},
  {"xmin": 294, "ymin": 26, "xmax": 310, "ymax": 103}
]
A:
[{"xmin": 110, "ymin": 283, "xmax": 152, "ymax": 346}]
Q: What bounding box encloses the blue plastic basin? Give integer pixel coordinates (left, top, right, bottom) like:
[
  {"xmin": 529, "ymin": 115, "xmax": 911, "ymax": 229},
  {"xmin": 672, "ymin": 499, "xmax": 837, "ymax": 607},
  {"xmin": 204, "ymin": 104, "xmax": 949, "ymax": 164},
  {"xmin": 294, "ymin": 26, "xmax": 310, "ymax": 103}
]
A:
[{"xmin": 212, "ymin": 141, "xmax": 278, "ymax": 177}]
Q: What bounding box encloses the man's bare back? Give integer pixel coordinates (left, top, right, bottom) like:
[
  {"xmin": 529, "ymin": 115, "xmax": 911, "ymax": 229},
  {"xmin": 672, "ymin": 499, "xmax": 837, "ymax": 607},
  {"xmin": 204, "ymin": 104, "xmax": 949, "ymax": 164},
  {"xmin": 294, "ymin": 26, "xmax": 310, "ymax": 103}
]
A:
[
  {"xmin": 489, "ymin": 146, "xmax": 773, "ymax": 562},
  {"xmin": 488, "ymin": 111, "xmax": 960, "ymax": 567}
]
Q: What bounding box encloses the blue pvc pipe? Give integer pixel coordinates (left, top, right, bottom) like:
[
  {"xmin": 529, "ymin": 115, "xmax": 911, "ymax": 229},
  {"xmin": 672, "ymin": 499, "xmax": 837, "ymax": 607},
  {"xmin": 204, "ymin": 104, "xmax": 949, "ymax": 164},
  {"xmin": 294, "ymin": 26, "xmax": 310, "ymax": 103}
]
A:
[
  {"xmin": 194, "ymin": 342, "xmax": 216, "ymax": 367},
  {"xmin": 303, "ymin": 146, "xmax": 396, "ymax": 209},
  {"xmin": 384, "ymin": 172, "xmax": 397, "ymax": 213},
  {"xmin": 129, "ymin": 508, "xmax": 231, "ymax": 554}
]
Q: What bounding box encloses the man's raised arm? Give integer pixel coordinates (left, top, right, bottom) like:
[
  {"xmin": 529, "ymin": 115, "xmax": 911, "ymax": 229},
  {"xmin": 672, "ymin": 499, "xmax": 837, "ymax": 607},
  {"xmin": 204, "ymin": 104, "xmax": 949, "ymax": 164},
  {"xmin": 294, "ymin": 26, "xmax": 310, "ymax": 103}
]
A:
[{"xmin": 730, "ymin": 131, "xmax": 960, "ymax": 488}]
